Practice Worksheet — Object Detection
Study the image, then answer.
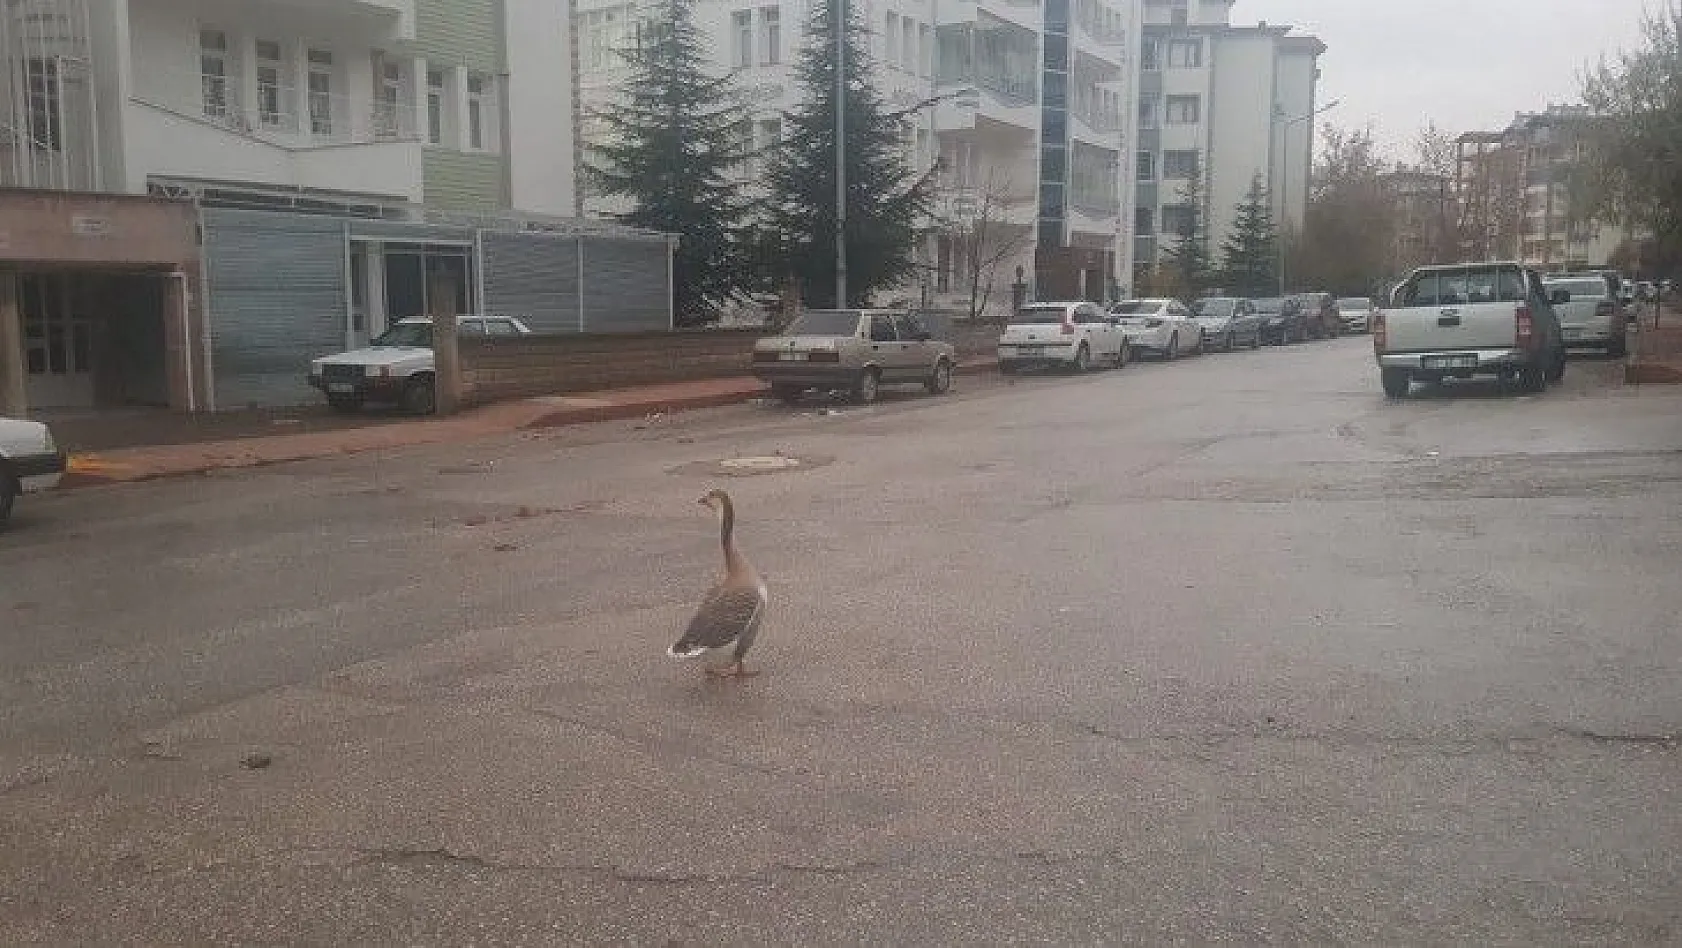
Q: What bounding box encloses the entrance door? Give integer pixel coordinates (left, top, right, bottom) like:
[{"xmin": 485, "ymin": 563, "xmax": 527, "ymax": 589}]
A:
[{"xmin": 20, "ymin": 273, "xmax": 95, "ymax": 409}]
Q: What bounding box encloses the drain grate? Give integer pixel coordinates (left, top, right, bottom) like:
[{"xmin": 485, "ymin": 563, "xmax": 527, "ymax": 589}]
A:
[{"xmin": 668, "ymin": 452, "xmax": 833, "ymax": 478}]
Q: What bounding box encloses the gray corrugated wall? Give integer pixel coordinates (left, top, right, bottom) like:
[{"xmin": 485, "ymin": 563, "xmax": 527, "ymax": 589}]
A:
[
  {"xmin": 581, "ymin": 237, "xmax": 671, "ymax": 332},
  {"xmin": 203, "ymin": 208, "xmax": 346, "ymax": 408},
  {"xmin": 480, "ymin": 232, "xmax": 581, "ymax": 332}
]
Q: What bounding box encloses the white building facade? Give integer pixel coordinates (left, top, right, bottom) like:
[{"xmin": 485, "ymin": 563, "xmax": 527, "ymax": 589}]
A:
[
  {"xmin": 1, "ymin": 0, "xmax": 676, "ymax": 413},
  {"xmin": 1132, "ymin": 0, "xmax": 1323, "ymax": 292}
]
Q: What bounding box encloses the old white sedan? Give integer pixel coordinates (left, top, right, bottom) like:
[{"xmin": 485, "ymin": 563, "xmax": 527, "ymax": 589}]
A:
[{"xmin": 1110, "ymin": 298, "xmax": 1203, "ymax": 360}]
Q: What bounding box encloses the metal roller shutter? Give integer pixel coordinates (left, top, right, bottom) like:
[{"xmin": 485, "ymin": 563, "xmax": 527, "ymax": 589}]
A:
[
  {"xmin": 481, "ymin": 232, "xmax": 580, "ymax": 333},
  {"xmin": 580, "ymin": 237, "xmax": 672, "ymax": 332},
  {"xmin": 202, "ymin": 208, "xmax": 346, "ymax": 409}
]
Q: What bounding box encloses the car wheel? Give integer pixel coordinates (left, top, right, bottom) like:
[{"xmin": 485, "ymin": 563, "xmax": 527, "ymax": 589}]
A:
[
  {"xmin": 770, "ymin": 383, "xmax": 804, "ymax": 404},
  {"xmin": 999, "ymin": 360, "xmax": 1020, "ymax": 375},
  {"xmin": 925, "ymin": 359, "xmax": 953, "ymax": 395},
  {"xmin": 1164, "ymin": 333, "xmax": 1179, "ymax": 361},
  {"xmin": 326, "ymin": 394, "xmax": 364, "ymax": 414},
  {"xmin": 1223, "ymin": 331, "xmax": 1236, "ymax": 351},
  {"xmin": 852, "ymin": 368, "xmax": 880, "ymax": 403},
  {"xmin": 1249, "ymin": 330, "xmax": 1261, "ymax": 350},
  {"xmin": 1116, "ymin": 341, "xmax": 1131, "ymax": 368},
  {"xmin": 0, "ymin": 470, "xmax": 16, "ymax": 526},
  {"xmin": 1072, "ymin": 343, "xmax": 1091, "ymax": 372},
  {"xmin": 1381, "ymin": 368, "xmax": 1412, "ymax": 398},
  {"xmin": 1518, "ymin": 362, "xmax": 1548, "ymax": 394},
  {"xmin": 401, "ymin": 374, "xmax": 437, "ymax": 415},
  {"xmin": 1608, "ymin": 334, "xmax": 1628, "ymax": 359}
]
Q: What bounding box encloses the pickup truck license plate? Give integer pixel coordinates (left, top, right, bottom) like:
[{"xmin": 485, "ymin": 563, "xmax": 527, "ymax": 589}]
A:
[
  {"xmin": 1422, "ymin": 355, "xmax": 1478, "ymax": 370},
  {"xmin": 327, "ymin": 382, "xmax": 355, "ymax": 394},
  {"xmin": 777, "ymin": 351, "xmax": 806, "ymax": 361}
]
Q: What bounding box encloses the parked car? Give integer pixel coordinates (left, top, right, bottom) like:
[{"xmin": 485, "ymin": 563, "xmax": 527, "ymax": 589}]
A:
[
  {"xmin": 1190, "ymin": 297, "xmax": 1264, "ymax": 350},
  {"xmin": 1, "ymin": 415, "xmax": 66, "ymax": 527},
  {"xmin": 1337, "ymin": 296, "xmax": 1376, "ymax": 333},
  {"xmin": 1110, "ymin": 298, "xmax": 1203, "ymax": 359},
  {"xmin": 309, "ymin": 315, "xmax": 534, "ymax": 415},
  {"xmin": 751, "ymin": 308, "xmax": 955, "ymax": 404},
  {"xmin": 1253, "ymin": 296, "xmax": 1307, "ymax": 345},
  {"xmin": 1375, "ymin": 261, "xmax": 1567, "ymax": 398},
  {"xmin": 1290, "ymin": 292, "xmax": 1342, "ymax": 339},
  {"xmin": 997, "ymin": 301, "xmax": 1130, "ymax": 373},
  {"xmin": 1543, "ymin": 275, "xmax": 1628, "ymax": 357}
]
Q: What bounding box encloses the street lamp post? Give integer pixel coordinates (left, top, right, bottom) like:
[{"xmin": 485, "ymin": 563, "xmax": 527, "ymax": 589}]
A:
[
  {"xmin": 834, "ymin": 0, "xmax": 848, "ymax": 308},
  {"xmin": 1272, "ymin": 98, "xmax": 1340, "ymax": 295}
]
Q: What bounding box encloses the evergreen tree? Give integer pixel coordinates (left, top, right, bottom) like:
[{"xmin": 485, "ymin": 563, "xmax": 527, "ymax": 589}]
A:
[
  {"xmin": 764, "ymin": 0, "xmax": 934, "ymax": 308},
  {"xmin": 1160, "ymin": 164, "xmax": 1213, "ymax": 295},
  {"xmin": 584, "ymin": 0, "xmax": 757, "ymax": 326},
  {"xmin": 1220, "ymin": 173, "xmax": 1279, "ymax": 296}
]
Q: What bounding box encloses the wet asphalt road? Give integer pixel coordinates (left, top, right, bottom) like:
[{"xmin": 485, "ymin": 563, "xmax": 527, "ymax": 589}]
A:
[{"xmin": 3, "ymin": 339, "xmax": 1680, "ymax": 944}]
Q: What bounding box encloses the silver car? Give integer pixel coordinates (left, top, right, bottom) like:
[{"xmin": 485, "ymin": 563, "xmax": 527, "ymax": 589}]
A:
[
  {"xmin": 1543, "ymin": 276, "xmax": 1628, "ymax": 358},
  {"xmin": 1190, "ymin": 297, "xmax": 1265, "ymax": 351},
  {"xmin": 751, "ymin": 309, "xmax": 957, "ymax": 404}
]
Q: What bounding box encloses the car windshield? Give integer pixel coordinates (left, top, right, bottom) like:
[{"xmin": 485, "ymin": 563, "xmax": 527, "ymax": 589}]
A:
[
  {"xmin": 1110, "ymin": 301, "xmax": 1161, "ymax": 315},
  {"xmin": 1014, "ymin": 306, "xmax": 1069, "ymax": 324},
  {"xmin": 785, "ymin": 310, "xmax": 862, "ymax": 336},
  {"xmin": 1193, "ymin": 299, "xmax": 1236, "ymax": 317},
  {"xmin": 371, "ymin": 323, "xmax": 433, "ymax": 347},
  {"xmin": 1338, "ymin": 298, "xmax": 1372, "ymax": 310},
  {"xmin": 1253, "ymin": 298, "xmax": 1284, "ymax": 314},
  {"xmin": 1547, "ymin": 279, "xmax": 1609, "ymax": 299}
]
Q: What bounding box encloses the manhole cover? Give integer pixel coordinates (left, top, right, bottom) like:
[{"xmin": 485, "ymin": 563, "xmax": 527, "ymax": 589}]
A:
[
  {"xmin": 719, "ymin": 455, "xmax": 803, "ymax": 472},
  {"xmin": 667, "ymin": 453, "xmax": 834, "ymax": 478}
]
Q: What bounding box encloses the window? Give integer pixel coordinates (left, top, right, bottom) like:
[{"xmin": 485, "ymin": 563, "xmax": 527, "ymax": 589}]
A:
[
  {"xmin": 467, "ymin": 72, "xmax": 489, "ymax": 150},
  {"xmin": 1163, "ymin": 149, "xmax": 1199, "ymax": 178},
  {"xmin": 919, "ymin": 24, "xmax": 932, "ymax": 77},
  {"xmin": 256, "ymin": 40, "xmax": 283, "ymax": 128},
  {"xmin": 375, "ymin": 58, "xmax": 402, "ymax": 139},
  {"xmin": 1138, "ymin": 99, "xmax": 1158, "ymax": 129},
  {"xmin": 869, "ymin": 314, "xmax": 897, "ymax": 342},
  {"xmin": 1161, "ymin": 204, "xmax": 1195, "ymax": 236},
  {"xmin": 200, "ymin": 29, "xmax": 229, "ymax": 120},
  {"xmin": 580, "ymin": 7, "xmax": 629, "ymax": 72},
  {"xmin": 1166, "ymin": 95, "xmax": 1200, "ymax": 125},
  {"xmin": 902, "ymin": 17, "xmax": 915, "ymax": 71},
  {"xmin": 24, "ymin": 58, "xmax": 60, "ymax": 151},
  {"xmin": 1134, "ymin": 206, "xmax": 1154, "ymax": 235},
  {"xmin": 732, "ymin": 10, "xmax": 753, "ymax": 67},
  {"xmin": 426, "ymin": 69, "xmax": 445, "ymax": 144},
  {"xmin": 307, "ymin": 49, "xmax": 333, "ymax": 135},
  {"xmin": 1141, "ymin": 39, "xmax": 1159, "ymax": 70},
  {"xmin": 885, "ymin": 13, "xmax": 900, "ymax": 66},
  {"xmin": 759, "ymin": 7, "xmax": 780, "ymax": 65},
  {"xmin": 1136, "ymin": 151, "xmax": 1155, "ymax": 181},
  {"xmin": 1167, "ymin": 39, "xmax": 1202, "ymax": 68}
]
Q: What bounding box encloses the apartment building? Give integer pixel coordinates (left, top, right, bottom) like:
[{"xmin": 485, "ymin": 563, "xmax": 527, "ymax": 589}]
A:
[
  {"xmin": 2, "ymin": 0, "xmax": 671, "ymax": 413},
  {"xmin": 1132, "ymin": 0, "xmax": 1323, "ymax": 290},
  {"xmin": 1453, "ymin": 105, "xmax": 1633, "ymax": 270},
  {"xmin": 574, "ymin": 0, "xmax": 1139, "ymax": 314}
]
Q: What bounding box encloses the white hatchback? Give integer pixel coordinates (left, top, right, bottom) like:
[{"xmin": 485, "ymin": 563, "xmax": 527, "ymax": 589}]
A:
[
  {"xmin": 1110, "ymin": 298, "xmax": 1203, "ymax": 359},
  {"xmin": 997, "ymin": 301, "xmax": 1130, "ymax": 373}
]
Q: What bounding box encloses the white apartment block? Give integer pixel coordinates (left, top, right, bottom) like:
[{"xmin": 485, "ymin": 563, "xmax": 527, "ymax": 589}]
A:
[
  {"xmin": 1132, "ymin": 0, "xmax": 1323, "ymax": 290},
  {"xmin": 1, "ymin": 0, "xmax": 676, "ymax": 415},
  {"xmin": 575, "ymin": 0, "xmax": 1140, "ymax": 312}
]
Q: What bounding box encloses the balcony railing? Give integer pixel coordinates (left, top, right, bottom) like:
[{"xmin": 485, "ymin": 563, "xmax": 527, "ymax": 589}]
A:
[{"xmin": 144, "ymin": 69, "xmax": 422, "ymax": 147}]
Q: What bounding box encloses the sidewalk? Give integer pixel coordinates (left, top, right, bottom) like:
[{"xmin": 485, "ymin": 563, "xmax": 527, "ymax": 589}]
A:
[
  {"xmin": 1626, "ymin": 302, "xmax": 1682, "ymax": 384},
  {"xmin": 61, "ymin": 359, "xmax": 995, "ymax": 488}
]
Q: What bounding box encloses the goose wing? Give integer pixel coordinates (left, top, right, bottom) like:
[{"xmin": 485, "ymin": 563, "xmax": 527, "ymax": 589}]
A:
[{"xmin": 673, "ymin": 583, "xmax": 765, "ymax": 651}]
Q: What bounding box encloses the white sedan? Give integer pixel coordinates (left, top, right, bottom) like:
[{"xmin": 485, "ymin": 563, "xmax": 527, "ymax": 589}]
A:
[
  {"xmin": 997, "ymin": 301, "xmax": 1130, "ymax": 373},
  {"xmin": 2, "ymin": 416, "xmax": 67, "ymax": 527},
  {"xmin": 1110, "ymin": 298, "xmax": 1203, "ymax": 359}
]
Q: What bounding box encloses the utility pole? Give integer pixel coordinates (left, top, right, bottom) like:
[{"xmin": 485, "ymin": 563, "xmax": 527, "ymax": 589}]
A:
[{"xmin": 833, "ymin": 0, "xmax": 848, "ymax": 309}]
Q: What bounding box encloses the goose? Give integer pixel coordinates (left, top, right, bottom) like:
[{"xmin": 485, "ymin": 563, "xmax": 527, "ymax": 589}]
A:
[{"xmin": 667, "ymin": 489, "xmax": 769, "ymax": 678}]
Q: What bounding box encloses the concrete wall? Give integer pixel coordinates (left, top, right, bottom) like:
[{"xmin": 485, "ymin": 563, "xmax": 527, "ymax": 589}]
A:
[{"xmin": 457, "ymin": 319, "xmax": 1002, "ymax": 404}]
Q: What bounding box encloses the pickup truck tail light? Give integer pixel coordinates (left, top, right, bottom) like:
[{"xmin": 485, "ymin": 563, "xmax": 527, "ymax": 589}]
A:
[
  {"xmin": 1060, "ymin": 319, "xmax": 1076, "ymax": 335},
  {"xmin": 1515, "ymin": 305, "xmax": 1535, "ymax": 348},
  {"xmin": 1372, "ymin": 309, "xmax": 1386, "ymax": 352}
]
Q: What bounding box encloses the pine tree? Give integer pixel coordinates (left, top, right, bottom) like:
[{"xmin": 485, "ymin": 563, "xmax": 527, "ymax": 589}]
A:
[
  {"xmin": 584, "ymin": 0, "xmax": 757, "ymax": 326},
  {"xmin": 764, "ymin": 0, "xmax": 934, "ymax": 308},
  {"xmin": 1160, "ymin": 164, "xmax": 1213, "ymax": 295},
  {"xmin": 1220, "ymin": 173, "xmax": 1279, "ymax": 296}
]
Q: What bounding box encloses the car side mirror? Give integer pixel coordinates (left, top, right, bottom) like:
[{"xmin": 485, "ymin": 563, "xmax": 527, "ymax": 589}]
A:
[{"xmin": 1549, "ymin": 289, "xmax": 1571, "ymax": 305}]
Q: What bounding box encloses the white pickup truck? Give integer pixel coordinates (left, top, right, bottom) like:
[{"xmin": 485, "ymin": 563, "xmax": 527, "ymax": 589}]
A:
[{"xmin": 1374, "ymin": 262, "xmax": 1568, "ymax": 398}]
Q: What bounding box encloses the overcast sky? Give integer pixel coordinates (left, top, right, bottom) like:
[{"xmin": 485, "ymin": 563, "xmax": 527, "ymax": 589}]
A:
[{"xmin": 1238, "ymin": 0, "xmax": 1656, "ymax": 162}]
